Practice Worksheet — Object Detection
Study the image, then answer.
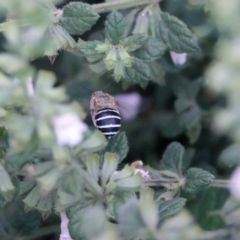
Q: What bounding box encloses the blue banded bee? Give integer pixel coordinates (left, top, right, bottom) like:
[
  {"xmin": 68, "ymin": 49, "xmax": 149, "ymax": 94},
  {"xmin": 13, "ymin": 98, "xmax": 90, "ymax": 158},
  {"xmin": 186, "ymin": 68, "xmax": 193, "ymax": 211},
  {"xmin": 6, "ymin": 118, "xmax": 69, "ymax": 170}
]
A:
[{"xmin": 90, "ymin": 91, "xmax": 121, "ymax": 139}]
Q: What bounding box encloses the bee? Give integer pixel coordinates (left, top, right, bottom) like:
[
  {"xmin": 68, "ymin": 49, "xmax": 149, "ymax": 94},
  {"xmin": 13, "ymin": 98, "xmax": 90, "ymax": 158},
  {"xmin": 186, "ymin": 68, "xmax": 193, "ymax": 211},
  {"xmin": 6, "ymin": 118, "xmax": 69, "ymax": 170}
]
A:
[{"xmin": 90, "ymin": 91, "xmax": 121, "ymax": 139}]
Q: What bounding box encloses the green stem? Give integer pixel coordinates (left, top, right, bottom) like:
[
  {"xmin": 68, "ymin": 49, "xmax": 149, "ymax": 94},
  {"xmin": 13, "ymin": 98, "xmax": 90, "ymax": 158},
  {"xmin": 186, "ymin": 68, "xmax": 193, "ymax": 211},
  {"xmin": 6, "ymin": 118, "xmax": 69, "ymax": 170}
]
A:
[
  {"xmin": 210, "ymin": 179, "xmax": 229, "ymax": 188},
  {"xmin": 92, "ymin": 0, "xmax": 162, "ymax": 14}
]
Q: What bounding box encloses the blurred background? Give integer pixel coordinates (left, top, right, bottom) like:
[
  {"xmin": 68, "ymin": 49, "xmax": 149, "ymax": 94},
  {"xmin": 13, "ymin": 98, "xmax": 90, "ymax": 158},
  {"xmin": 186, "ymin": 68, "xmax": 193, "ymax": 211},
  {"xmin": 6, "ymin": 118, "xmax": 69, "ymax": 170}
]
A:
[{"xmin": 1, "ymin": 0, "xmax": 238, "ymax": 239}]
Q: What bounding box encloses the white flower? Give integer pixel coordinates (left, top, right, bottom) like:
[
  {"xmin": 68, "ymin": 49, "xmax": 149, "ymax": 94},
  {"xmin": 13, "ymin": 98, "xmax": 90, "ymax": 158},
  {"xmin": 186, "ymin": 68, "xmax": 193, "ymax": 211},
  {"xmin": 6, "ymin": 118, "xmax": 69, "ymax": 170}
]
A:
[
  {"xmin": 229, "ymin": 165, "xmax": 240, "ymax": 199},
  {"xmin": 53, "ymin": 113, "xmax": 87, "ymax": 147},
  {"xmin": 170, "ymin": 51, "xmax": 187, "ymax": 65},
  {"xmin": 134, "ymin": 168, "xmax": 151, "ymax": 180},
  {"xmin": 26, "ymin": 77, "xmax": 35, "ymax": 97},
  {"xmin": 114, "ymin": 92, "xmax": 142, "ymax": 121},
  {"xmin": 59, "ymin": 212, "xmax": 72, "ymax": 240}
]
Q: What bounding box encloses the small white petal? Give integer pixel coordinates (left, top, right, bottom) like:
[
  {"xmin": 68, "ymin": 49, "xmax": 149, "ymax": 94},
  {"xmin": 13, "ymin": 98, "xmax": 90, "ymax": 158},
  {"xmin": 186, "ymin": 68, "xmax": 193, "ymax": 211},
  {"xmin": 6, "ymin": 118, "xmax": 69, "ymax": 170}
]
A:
[
  {"xmin": 60, "ymin": 212, "xmax": 72, "ymax": 240},
  {"xmin": 53, "ymin": 113, "xmax": 87, "ymax": 147},
  {"xmin": 229, "ymin": 165, "xmax": 240, "ymax": 199},
  {"xmin": 26, "ymin": 77, "xmax": 35, "ymax": 97},
  {"xmin": 170, "ymin": 51, "xmax": 187, "ymax": 65},
  {"xmin": 134, "ymin": 169, "xmax": 151, "ymax": 180},
  {"xmin": 115, "ymin": 92, "xmax": 142, "ymax": 121}
]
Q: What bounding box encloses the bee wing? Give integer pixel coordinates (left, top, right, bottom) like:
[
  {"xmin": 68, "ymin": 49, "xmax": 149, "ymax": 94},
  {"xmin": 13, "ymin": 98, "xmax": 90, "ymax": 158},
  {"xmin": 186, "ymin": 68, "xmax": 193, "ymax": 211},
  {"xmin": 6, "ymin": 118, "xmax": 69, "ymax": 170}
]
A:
[{"xmin": 114, "ymin": 92, "xmax": 143, "ymax": 121}]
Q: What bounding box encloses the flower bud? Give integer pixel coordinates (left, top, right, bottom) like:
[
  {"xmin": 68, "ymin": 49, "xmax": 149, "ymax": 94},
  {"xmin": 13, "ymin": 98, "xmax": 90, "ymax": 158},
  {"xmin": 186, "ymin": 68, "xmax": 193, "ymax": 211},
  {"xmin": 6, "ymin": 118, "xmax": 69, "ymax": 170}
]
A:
[
  {"xmin": 95, "ymin": 42, "xmax": 111, "ymax": 53},
  {"xmin": 113, "ymin": 61, "xmax": 125, "ymax": 82},
  {"xmin": 104, "ymin": 48, "xmax": 117, "ymax": 70},
  {"xmin": 118, "ymin": 48, "xmax": 133, "ymax": 67},
  {"xmin": 170, "ymin": 51, "xmax": 187, "ymax": 65}
]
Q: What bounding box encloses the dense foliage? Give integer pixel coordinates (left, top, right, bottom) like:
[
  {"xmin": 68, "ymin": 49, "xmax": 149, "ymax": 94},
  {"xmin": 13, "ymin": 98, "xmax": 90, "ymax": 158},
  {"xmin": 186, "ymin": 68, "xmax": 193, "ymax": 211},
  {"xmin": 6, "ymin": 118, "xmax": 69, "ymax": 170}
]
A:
[{"xmin": 0, "ymin": 0, "xmax": 240, "ymax": 240}]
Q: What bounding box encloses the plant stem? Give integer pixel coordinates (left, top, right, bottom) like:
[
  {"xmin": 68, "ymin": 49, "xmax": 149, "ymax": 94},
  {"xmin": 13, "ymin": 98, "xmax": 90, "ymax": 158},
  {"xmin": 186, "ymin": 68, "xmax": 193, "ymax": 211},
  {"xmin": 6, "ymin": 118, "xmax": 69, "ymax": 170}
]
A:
[
  {"xmin": 92, "ymin": 0, "xmax": 162, "ymax": 14},
  {"xmin": 210, "ymin": 179, "xmax": 229, "ymax": 188}
]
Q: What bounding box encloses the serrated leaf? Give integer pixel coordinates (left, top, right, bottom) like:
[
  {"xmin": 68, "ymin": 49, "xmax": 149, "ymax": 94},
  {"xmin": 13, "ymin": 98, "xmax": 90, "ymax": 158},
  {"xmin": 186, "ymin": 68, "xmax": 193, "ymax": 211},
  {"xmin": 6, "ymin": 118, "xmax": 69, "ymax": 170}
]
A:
[
  {"xmin": 23, "ymin": 184, "xmax": 55, "ymax": 214},
  {"xmin": 105, "ymin": 11, "xmax": 126, "ymax": 44},
  {"xmin": 156, "ymin": 12, "xmax": 200, "ymax": 53},
  {"xmin": 104, "ymin": 132, "xmax": 129, "ymax": 163},
  {"xmin": 19, "ymin": 180, "xmax": 36, "ymax": 196},
  {"xmin": 158, "ymin": 197, "xmax": 186, "ymax": 222},
  {"xmin": 61, "ymin": 2, "xmax": 99, "ymax": 35},
  {"xmin": 79, "ymin": 41, "xmax": 104, "ymax": 63},
  {"xmin": 85, "ymin": 154, "xmax": 100, "ymax": 182},
  {"xmin": 46, "ymin": 24, "xmax": 76, "ymax": 56},
  {"xmin": 134, "ymin": 37, "xmax": 166, "ymax": 62},
  {"xmin": 184, "ymin": 168, "xmax": 214, "ymax": 193},
  {"xmin": 101, "ymin": 152, "xmax": 119, "ymax": 185},
  {"xmin": 160, "ymin": 142, "xmax": 184, "ymax": 176},
  {"xmin": 122, "ymin": 34, "xmax": 147, "ymax": 52},
  {"xmin": 218, "ymin": 144, "xmax": 240, "ymax": 168},
  {"xmin": 124, "ymin": 58, "xmax": 151, "ymax": 83}
]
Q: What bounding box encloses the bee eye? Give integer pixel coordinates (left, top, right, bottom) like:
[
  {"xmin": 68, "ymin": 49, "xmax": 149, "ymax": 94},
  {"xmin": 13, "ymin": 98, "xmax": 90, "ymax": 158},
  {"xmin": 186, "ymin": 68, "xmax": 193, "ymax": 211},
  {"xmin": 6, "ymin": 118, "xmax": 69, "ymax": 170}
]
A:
[{"xmin": 94, "ymin": 108, "xmax": 121, "ymax": 139}]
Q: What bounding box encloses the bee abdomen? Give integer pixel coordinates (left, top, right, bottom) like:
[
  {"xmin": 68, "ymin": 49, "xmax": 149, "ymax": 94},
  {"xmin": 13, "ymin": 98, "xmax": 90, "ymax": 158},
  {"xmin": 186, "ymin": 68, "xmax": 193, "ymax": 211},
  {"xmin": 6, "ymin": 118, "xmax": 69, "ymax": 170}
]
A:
[{"xmin": 95, "ymin": 108, "xmax": 121, "ymax": 139}]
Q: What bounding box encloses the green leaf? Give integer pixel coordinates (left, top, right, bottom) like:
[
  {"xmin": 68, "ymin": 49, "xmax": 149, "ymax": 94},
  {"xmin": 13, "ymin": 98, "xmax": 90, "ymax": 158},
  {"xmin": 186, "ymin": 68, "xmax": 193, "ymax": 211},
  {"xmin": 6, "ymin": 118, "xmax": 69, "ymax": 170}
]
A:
[
  {"xmin": 108, "ymin": 191, "xmax": 135, "ymax": 219},
  {"xmin": 134, "ymin": 37, "xmax": 166, "ymax": 62},
  {"xmin": 0, "ymin": 53, "xmax": 28, "ymax": 74},
  {"xmin": 5, "ymin": 133, "xmax": 39, "ymax": 173},
  {"xmin": 160, "ymin": 142, "xmax": 184, "ymax": 176},
  {"xmin": 116, "ymin": 173, "xmax": 142, "ymax": 190},
  {"xmin": 0, "ymin": 200, "xmax": 41, "ymax": 239},
  {"xmin": 101, "ymin": 152, "xmax": 119, "ymax": 185},
  {"xmin": 124, "ymin": 58, "xmax": 151, "ymax": 83},
  {"xmin": 184, "ymin": 167, "xmax": 215, "ymax": 193},
  {"xmin": 139, "ymin": 188, "xmax": 158, "ymax": 229},
  {"xmin": 68, "ymin": 204, "xmax": 106, "ymax": 240},
  {"xmin": 61, "ymin": 2, "xmax": 99, "ymax": 35},
  {"xmin": 156, "ymin": 12, "xmax": 200, "ymax": 53},
  {"xmin": 35, "ymin": 165, "xmax": 61, "ymax": 194},
  {"xmin": 188, "ymin": 188, "xmax": 228, "ymax": 230},
  {"xmin": 218, "ymin": 144, "xmax": 240, "ymax": 168},
  {"xmin": 0, "ymin": 164, "xmax": 15, "ymax": 194},
  {"xmin": 118, "ymin": 199, "xmax": 147, "ymax": 239},
  {"xmin": 122, "ymin": 34, "xmax": 147, "ymax": 52},
  {"xmin": 179, "ymin": 106, "xmax": 201, "ymax": 129},
  {"xmin": 158, "ymin": 197, "xmax": 186, "ymax": 222},
  {"xmin": 110, "ymin": 165, "xmax": 133, "ymax": 181},
  {"xmin": 81, "ymin": 130, "xmax": 107, "ymax": 153},
  {"xmin": 105, "ymin": 11, "xmax": 126, "ymax": 44},
  {"xmin": 85, "ymin": 154, "xmax": 100, "ymax": 182},
  {"xmin": 61, "ymin": 167, "xmax": 83, "ymax": 196},
  {"xmin": 79, "ymin": 41, "xmax": 105, "ymax": 63},
  {"xmin": 104, "ymin": 132, "xmax": 129, "ymax": 163},
  {"xmin": 23, "ymin": 184, "xmax": 55, "ymax": 216}
]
